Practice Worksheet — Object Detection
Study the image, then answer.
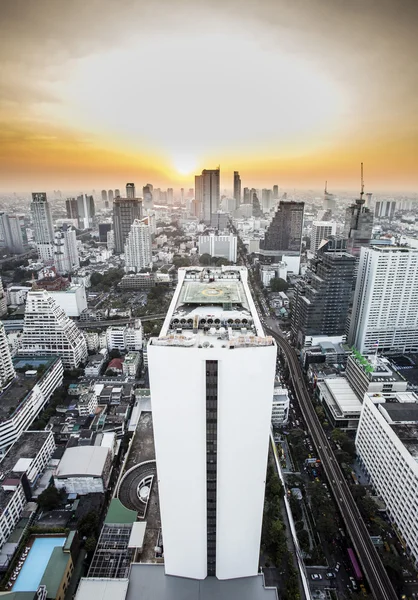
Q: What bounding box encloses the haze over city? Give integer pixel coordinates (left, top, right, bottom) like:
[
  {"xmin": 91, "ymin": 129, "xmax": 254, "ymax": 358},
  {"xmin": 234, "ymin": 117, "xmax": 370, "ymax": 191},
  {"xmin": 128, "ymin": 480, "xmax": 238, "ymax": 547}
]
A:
[{"xmin": 1, "ymin": 0, "xmax": 417, "ymax": 192}]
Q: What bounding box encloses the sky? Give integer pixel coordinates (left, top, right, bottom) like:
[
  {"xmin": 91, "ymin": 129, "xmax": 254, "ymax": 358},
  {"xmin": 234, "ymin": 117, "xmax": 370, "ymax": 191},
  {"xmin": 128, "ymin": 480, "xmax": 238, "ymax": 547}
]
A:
[{"xmin": 0, "ymin": 0, "xmax": 417, "ymax": 193}]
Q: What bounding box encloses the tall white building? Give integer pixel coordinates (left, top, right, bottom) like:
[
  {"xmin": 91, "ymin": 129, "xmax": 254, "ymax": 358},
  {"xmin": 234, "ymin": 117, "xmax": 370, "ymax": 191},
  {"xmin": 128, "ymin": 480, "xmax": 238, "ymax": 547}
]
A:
[
  {"xmin": 0, "ymin": 277, "xmax": 7, "ymax": 317},
  {"xmin": 30, "ymin": 192, "xmax": 54, "ymax": 263},
  {"xmin": 148, "ymin": 267, "xmax": 276, "ymax": 580},
  {"xmin": 21, "ymin": 290, "xmax": 87, "ymax": 369},
  {"xmin": 349, "ymin": 246, "xmax": 418, "ymax": 353},
  {"xmin": 195, "ymin": 168, "xmax": 220, "ymax": 224},
  {"xmin": 53, "ymin": 227, "xmax": 79, "ymax": 274},
  {"xmin": 271, "ymin": 387, "xmax": 290, "ymax": 426},
  {"xmin": 356, "ymin": 393, "xmax": 418, "ymax": 565},
  {"xmin": 311, "ymin": 221, "xmax": 336, "ymax": 253},
  {"xmin": 49, "ymin": 285, "xmax": 88, "ymax": 317},
  {"xmin": 0, "ymin": 323, "xmax": 16, "ymax": 390},
  {"xmin": 106, "ymin": 319, "xmax": 143, "ymax": 352},
  {"xmin": 198, "ymin": 233, "xmax": 237, "ymax": 263},
  {"xmin": 124, "ymin": 220, "xmax": 152, "ymax": 272}
]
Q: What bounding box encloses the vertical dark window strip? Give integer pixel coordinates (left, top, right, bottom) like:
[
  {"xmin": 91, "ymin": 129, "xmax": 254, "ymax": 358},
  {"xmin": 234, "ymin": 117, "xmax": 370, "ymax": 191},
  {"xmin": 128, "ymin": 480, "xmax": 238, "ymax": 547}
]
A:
[{"xmin": 206, "ymin": 360, "xmax": 218, "ymax": 576}]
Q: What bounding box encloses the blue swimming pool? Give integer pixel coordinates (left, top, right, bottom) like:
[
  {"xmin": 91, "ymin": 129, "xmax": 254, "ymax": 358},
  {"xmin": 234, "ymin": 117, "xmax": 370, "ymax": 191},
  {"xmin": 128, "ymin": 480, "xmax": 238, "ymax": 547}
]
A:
[{"xmin": 13, "ymin": 537, "xmax": 66, "ymax": 591}]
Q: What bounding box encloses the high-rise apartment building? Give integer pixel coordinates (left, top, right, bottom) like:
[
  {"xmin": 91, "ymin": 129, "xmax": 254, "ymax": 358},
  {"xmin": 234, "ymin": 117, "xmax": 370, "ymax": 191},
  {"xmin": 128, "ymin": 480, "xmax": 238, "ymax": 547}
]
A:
[
  {"xmin": 195, "ymin": 168, "xmax": 220, "ymax": 223},
  {"xmin": 252, "ymin": 190, "xmax": 263, "ymax": 217},
  {"xmin": 143, "ymin": 184, "xmax": 153, "ymax": 208},
  {"xmin": 344, "ymin": 198, "xmax": 373, "ymax": 257},
  {"xmin": 0, "ymin": 278, "xmax": 7, "ymax": 317},
  {"xmin": 233, "ymin": 171, "xmax": 241, "ymax": 205},
  {"xmin": 101, "ymin": 189, "xmax": 108, "ymax": 203},
  {"xmin": 124, "ymin": 220, "xmax": 152, "ymax": 272},
  {"xmin": 259, "ymin": 201, "xmax": 304, "ymax": 262},
  {"xmin": 374, "ymin": 200, "xmax": 396, "ymax": 219},
  {"xmin": 126, "ymin": 183, "xmax": 135, "ymax": 199},
  {"xmin": 114, "ymin": 189, "xmax": 120, "ymax": 198},
  {"xmin": 292, "ymin": 252, "xmax": 356, "ymax": 347},
  {"xmin": 53, "ymin": 227, "xmax": 79, "ymax": 274},
  {"xmin": 272, "ymin": 185, "xmax": 279, "ymax": 200},
  {"xmin": 198, "ymin": 233, "xmax": 237, "ymax": 262},
  {"xmin": 148, "ymin": 267, "xmax": 276, "ymax": 580},
  {"xmin": 167, "ymin": 188, "xmax": 174, "ymax": 206},
  {"xmin": 76, "ymin": 194, "xmax": 95, "ymax": 229},
  {"xmin": 108, "ymin": 190, "xmax": 114, "ymax": 203},
  {"xmin": 261, "ymin": 189, "xmax": 273, "ymax": 212},
  {"xmin": 113, "ymin": 196, "xmax": 142, "ymax": 254},
  {"xmin": 323, "ymin": 182, "xmax": 336, "ymax": 213},
  {"xmin": 0, "ymin": 213, "xmax": 26, "ymax": 254},
  {"xmin": 311, "ymin": 221, "xmax": 337, "ymax": 253},
  {"xmin": 243, "ymin": 187, "xmax": 251, "ymax": 204},
  {"xmin": 21, "ymin": 289, "xmax": 88, "ymax": 369},
  {"xmin": 349, "ymin": 246, "xmax": 418, "ymax": 353},
  {"xmin": 30, "ymin": 192, "xmax": 54, "ymax": 262},
  {"xmin": 0, "ymin": 322, "xmax": 16, "ymax": 390}
]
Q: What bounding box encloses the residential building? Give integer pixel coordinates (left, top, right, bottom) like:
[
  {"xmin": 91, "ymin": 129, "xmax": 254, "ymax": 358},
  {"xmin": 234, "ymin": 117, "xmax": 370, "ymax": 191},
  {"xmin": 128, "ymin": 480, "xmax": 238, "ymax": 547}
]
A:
[
  {"xmin": 21, "ymin": 290, "xmax": 88, "ymax": 369},
  {"xmin": 292, "ymin": 252, "xmax": 355, "ymax": 347},
  {"xmin": 272, "ymin": 185, "xmax": 279, "ymax": 200},
  {"xmin": 49, "ymin": 285, "xmax": 88, "ymax": 318},
  {"xmin": 122, "ymin": 352, "xmax": 141, "ymax": 377},
  {"xmin": 0, "ymin": 278, "xmax": 7, "ymax": 316},
  {"xmin": 143, "ymin": 184, "xmax": 153, "ymax": 209},
  {"xmin": 148, "ymin": 266, "xmax": 276, "ymax": 579},
  {"xmin": 210, "ymin": 212, "xmax": 229, "ymax": 230},
  {"xmin": 77, "ymin": 194, "xmax": 95, "ymax": 229},
  {"xmin": 0, "ymin": 322, "xmax": 16, "ymax": 390},
  {"xmin": 98, "ymin": 223, "xmax": 112, "ymax": 243},
  {"xmin": 101, "ymin": 189, "xmax": 108, "ymax": 204},
  {"xmin": 261, "ymin": 189, "xmax": 273, "ymax": 212},
  {"xmin": 259, "ymin": 201, "xmax": 304, "ymax": 265},
  {"xmin": 126, "ymin": 183, "xmax": 135, "ymax": 199},
  {"xmin": 108, "ymin": 189, "xmax": 114, "ymax": 203},
  {"xmin": 30, "ymin": 192, "xmax": 54, "ymax": 262},
  {"xmin": 113, "ymin": 197, "xmax": 142, "ymax": 253},
  {"xmin": 124, "ymin": 220, "xmax": 152, "ymax": 272},
  {"xmin": 53, "ymin": 227, "xmax": 79, "ymax": 274},
  {"xmin": 106, "ymin": 320, "xmax": 143, "ymax": 352},
  {"xmin": 311, "ymin": 221, "xmax": 336, "ymax": 253},
  {"xmin": 195, "ymin": 168, "xmax": 220, "ymax": 224},
  {"xmin": 0, "ymin": 213, "xmax": 27, "ymax": 254},
  {"xmin": 344, "ymin": 197, "xmax": 373, "ymax": 257},
  {"xmin": 84, "ymin": 354, "xmax": 106, "ymax": 377},
  {"xmin": 356, "ymin": 394, "xmax": 418, "ymax": 565},
  {"xmin": 374, "ymin": 200, "xmax": 396, "ymax": 219},
  {"xmin": 76, "ymin": 392, "xmax": 98, "ymax": 416},
  {"xmin": 198, "ymin": 233, "xmax": 237, "ymax": 262},
  {"xmin": 6, "ymin": 285, "xmax": 30, "ymax": 307},
  {"xmin": 271, "ymin": 387, "xmax": 289, "ymax": 426},
  {"xmin": 349, "ymin": 246, "xmax": 418, "ymax": 353},
  {"xmin": 233, "ymin": 171, "xmax": 241, "ymax": 205},
  {"xmin": 54, "ymin": 446, "xmax": 111, "ymax": 494},
  {"xmin": 83, "ymin": 331, "xmax": 100, "ymax": 352}
]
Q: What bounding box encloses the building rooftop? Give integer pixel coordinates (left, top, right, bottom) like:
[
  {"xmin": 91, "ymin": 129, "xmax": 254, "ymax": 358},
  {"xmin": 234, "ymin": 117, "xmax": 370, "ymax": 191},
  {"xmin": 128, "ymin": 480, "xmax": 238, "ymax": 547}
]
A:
[
  {"xmin": 0, "ymin": 431, "xmax": 52, "ymax": 476},
  {"xmin": 55, "ymin": 446, "xmax": 109, "ymax": 478},
  {"xmin": 75, "ymin": 578, "xmax": 129, "ymax": 600},
  {"xmin": 319, "ymin": 378, "xmax": 362, "ymax": 417},
  {"xmin": 381, "ymin": 402, "xmax": 418, "ymax": 423},
  {"xmin": 39, "ymin": 546, "xmax": 71, "ymax": 598},
  {"xmin": 105, "ymin": 499, "xmax": 137, "ymax": 525}
]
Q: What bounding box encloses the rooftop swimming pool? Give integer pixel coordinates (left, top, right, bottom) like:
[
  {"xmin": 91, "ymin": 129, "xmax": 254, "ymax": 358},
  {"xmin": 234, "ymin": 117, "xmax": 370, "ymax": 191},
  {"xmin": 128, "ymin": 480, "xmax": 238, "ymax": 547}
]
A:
[{"xmin": 13, "ymin": 537, "xmax": 66, "ymax": 591}]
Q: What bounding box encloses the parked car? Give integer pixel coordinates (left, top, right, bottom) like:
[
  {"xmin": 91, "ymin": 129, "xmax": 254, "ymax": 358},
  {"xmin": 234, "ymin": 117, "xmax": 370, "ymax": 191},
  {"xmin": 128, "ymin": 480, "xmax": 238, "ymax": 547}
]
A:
[{"xmin": 311, "ymin": 574, "xmax": 322, "ymax": 580}]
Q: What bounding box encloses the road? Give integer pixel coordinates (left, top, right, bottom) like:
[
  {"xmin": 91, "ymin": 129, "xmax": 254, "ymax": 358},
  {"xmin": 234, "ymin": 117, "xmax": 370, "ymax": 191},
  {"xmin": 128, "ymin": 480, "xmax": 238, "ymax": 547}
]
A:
[
  {"xmin": 265, "ymin": 320, "xmax": 398, "ymax": 600},
  {"xmin": 76, "ymin": 314, "xmax": 166, "ymax": 329}
]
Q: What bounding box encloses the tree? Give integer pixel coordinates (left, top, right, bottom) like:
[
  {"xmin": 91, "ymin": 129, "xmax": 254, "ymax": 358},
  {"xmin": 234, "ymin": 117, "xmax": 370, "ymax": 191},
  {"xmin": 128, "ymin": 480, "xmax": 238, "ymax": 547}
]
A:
[
  {"xmin": 172, "ymin": 256, "xmax": 191, "ymax": 268},
  {"xmin": 297, "ymin": 529, "xmax": 310, "ymax": 553},
  {"xmin": 215, "ymin": 257, "xmax": 231, "ymax": 267},
  {"xmin": 109, "ymin": 349, "xmax": 121, "ymax": 359},
  {"xmin": 358, "ymin": 496, "xmax": 379, "ymax": 519},
  {"xmin": 78, "ymin": 511, "xmax": 99, "ymax": 538},
  {"xmin": 316, "ymin": 513, "xmax": 338, "ymax": 541},
  {"xmin": 199, "ymin": 253, "xmax": 212, "ymax": 266},
  {"xmin": 84, "ymin": 536, "xmax": 97, "ymax": 553},
  {"xmin": 315, "ymin": 405, "xmax": 326, "ymax": 422},
  {"xmin": 270, "ymin": 277, "xmax": 289, "ymax": 293},
  {"xmin": 37, "ymin": 486, "xmax": 64, "ymax": 511}
]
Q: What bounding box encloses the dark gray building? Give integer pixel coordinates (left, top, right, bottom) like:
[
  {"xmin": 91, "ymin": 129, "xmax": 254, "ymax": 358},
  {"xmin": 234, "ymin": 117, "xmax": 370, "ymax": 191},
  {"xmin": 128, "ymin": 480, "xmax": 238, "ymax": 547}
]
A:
[
  {"xmin": 344, "ymin": 198, "xmax": 373, "ymax": 257},
  {"xmin": 259, "ymin": 201, "xmax": 304, "ymax": 261},
  {"xmin": 291, "ymin": 252, "xmax": 356, "ymax": 347},
  {"xmin": 233, "ymin": 171, "xmax": 241, "ymax": 206},
  {"xmin": 113, "ymin": 197, "xmax": 142, "ymax": 253}
]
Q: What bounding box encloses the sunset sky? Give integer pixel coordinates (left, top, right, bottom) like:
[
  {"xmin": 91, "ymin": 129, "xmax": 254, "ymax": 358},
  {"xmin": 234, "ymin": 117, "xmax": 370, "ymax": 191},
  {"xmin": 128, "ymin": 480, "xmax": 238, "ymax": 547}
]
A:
[{"xmin": 0, "ymin": 0, "xmax": 417, "ymax": 193}]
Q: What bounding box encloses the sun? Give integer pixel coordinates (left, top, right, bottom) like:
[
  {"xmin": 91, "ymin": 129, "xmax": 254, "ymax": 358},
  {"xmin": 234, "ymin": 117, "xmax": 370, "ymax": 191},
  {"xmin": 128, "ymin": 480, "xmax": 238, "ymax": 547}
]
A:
[{"xmin": 172, "ymin": 156, "xmax": 198, "ymax": 176}]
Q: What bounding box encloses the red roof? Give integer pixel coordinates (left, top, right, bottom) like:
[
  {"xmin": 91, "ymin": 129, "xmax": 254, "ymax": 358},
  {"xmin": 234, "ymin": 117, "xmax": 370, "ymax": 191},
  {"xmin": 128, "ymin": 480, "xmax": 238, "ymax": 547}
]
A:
[{"xmin": 108, "ymin": 358, "xmax": 124, "ymax": 371}]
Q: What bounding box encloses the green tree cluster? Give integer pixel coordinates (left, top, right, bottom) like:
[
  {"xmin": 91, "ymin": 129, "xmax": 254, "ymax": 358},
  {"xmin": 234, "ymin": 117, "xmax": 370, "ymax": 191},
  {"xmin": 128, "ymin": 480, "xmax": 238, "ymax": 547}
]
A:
[
  {"xmin": 90, "ymin": 268, "xmax": 125, "ymax": 290},
  {"xmin": 37, "ymin": 486, "xmax": 66, "ymax": 511},
  {"xmin": 269, "ymin": 277, "xmax": 289, "ymax": 292},
  {"xmin": 308, "ymin": 481, "xmax": 338, "ymax": 541}
]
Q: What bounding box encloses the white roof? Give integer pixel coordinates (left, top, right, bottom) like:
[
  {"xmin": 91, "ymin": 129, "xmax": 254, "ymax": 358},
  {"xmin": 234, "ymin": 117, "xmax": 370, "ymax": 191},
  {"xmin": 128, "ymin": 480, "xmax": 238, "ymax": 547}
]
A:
[
  {"xmin": 13, "ymin": 458, "xmax": 33, "ymax": 472},
  {"xmin": 128, "ymin": 521, "xmax": 147, "ymax": 549},
  {"xmin": 325, "ymin": 378, "xmax": 362, "ymax": 413},
  {"xmin": 56, "ymin": 446, "xmax": 109, "ymax": 478},
  {"xmin": 75, "ymin": 578, "xmax": 129, "ymax": 600}
]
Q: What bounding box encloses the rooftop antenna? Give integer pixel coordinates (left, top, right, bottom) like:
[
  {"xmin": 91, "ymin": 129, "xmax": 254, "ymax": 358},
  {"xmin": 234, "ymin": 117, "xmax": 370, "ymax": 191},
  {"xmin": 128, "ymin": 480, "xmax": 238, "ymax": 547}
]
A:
[{"xmin": 360, "ymin": 162, "xmax": 364, "ymax": 202}]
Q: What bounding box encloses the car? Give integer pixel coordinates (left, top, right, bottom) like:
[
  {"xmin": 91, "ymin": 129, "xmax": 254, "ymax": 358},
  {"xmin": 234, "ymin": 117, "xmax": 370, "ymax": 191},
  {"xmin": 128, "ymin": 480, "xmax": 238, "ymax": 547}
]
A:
[
  {"xmin": 326, "ymin": 572, "xmax": 335, "ymax": 579},
  {"xmin": 349, "ymin": 577, "xmax": 358, "ymax": 591},
  {"xmin": 310, "ymin": 574, "xmax": 322, "ymax": 580},
  {"xmin": 335, "ymin": 562, "xmax": 341, "ymax": 572}
]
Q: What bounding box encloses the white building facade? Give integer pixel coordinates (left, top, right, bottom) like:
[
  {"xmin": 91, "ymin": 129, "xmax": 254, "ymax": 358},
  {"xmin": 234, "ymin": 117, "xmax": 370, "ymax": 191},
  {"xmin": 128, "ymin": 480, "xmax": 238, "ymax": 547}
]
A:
[
  {"xmin": 349, "ymin": 246, "xmax": 418, "ymax": 353},
  {"xmin": 49, "ymin": 285, "xmax": 88, "ymax": 317},
  {"xmin": 311, "ymin": 221, "xmax": 336, "ymax": 253},
  {"xmin": 148, "ymin": 266, "xmax": 276, "ymax": 580},
  {"xmin": 198, "ymin": 233, "xmax": 237, "ymax": 263},
  {"xmin": 356, "ymin": 394, "xmax": 418, "ymax": 565},
  {"xmin": 21, "ymin": 290, "xmax": 88, "ymax": 369},
  {"xmin": 0, "ymin": 323, "xmax": 16, "ymax": 390},
  {"xmin": 124, "ymin": 220, "xmax": 152, "ymax": 272},
  {"xmin": 53, "ymin": 227, "xmax": 80, "ymax": 274},
  {"xmin": 106, "ymin": 320, "xmax": 143, "ymax": 352},
  {"xmin": 271, "ymin": 387, "xmax": 290, "ymax": 426},
  {"xmin": 30, "ymin": 192, "xmax": 54, "ymax": 263}
]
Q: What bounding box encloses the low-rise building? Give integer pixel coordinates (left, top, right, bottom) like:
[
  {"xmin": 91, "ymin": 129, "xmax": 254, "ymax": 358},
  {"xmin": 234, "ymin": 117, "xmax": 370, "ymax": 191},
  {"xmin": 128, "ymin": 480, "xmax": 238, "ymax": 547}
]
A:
[
  {"xmin": 77, "ymin": 392, "xmax": 98, "ymax": 416},
  {"xmin": 106, "ymin": 320, "xmax": 143, "ymax": 352},
  {"xmin": 54, "ymin": 446, "xmax": 112, "ymax": 495},
  {"xmin": 317, "ymin": 377, "xmax": 362, "ymax": 430},
  {"xmin": 83, "ymin": 331, "xmax": 100, "ymax": 352},
  {"xmin": 356, "ymin": 393, "xmax": 418, "ymax": 566},
  {"xmin": 346, "ymin": 352, "xmax": 407, "ymax": 400},
  {"xmin": 84, "ymin": 354, "xmax": 106, "ymax": 377},
  {"xmin": 122, "ymin": 352, "xmax": 141, "ymax": 378}
]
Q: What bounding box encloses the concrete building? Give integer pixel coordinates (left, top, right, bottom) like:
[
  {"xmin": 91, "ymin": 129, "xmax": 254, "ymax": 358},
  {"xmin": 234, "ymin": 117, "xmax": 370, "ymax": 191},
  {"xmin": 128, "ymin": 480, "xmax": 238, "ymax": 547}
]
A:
[
  {"xmin": 0, "ymin": 213, "xmax": 26, "ymax": 254},
  {"xmin": 0, "ymin": 323, "xmax": 16, "ymax": 391},
  {"xmin": 311, "ymin": 221, "xmax": 336, "ymax": 253},
  {"xmin": 374, "ymin": 200, "xmax": 396, "ymax": 219},
  {"xmin": 195, "ymin": 168, "xmax": 220, "ymax": 224},
  {"xmin": 271, "ymin": 387, "xmax": 289, "ymax": 426},
  {"xmin": 233, "ymin": 171, "xmax": 241, "ymax": 205},
  {"xmin": 77, "ymin": 194, "xmax": 95, "ymax": 229},
  {"xmin": 30, "ymin": 192, "xmax": 54, "ymax": 263},
  {"xmin": 126, "ymin": 183, "xmax": 136, "ymax": 199},
  {"xmin": 84, "ymin": 354, "xmax": 106, "ymax": 377},
  {"xmin": 53, "ymin": 227, "xmax": 79, "ymax": 274},
  {"xmin": 0, "ymin": 278, "xmax": 7, "ymax": 317},
  {"xmin": 317, "ymin": 377, "xmax": 362, "ymax": 430},
  {"xmin": 124, "ymin": 220, "xmax": 152, "ymax": 272},
  {"xmin": 148, "ymin": 266, "xmax": 276, "ymax": 580},
  {"xmin": 49, "ymin": 285, "xmax": 88, "ymax": 318},
  {"xmin": 198, "ymin": 233, "xmax": 237, "ymax": 263},
  {"xmin": 21, "ymin": 290, "xmax": 88, "ymax": 369},
  {"xmin": 292, "ymin": 252, "xmax": 355, "ymax": 348},
  {"xmin": 259, "ymin": 201, "xmax": 304, "ymax": 264},
  {"xmin": 344, "ymin": 197, "xmax": 373, "ymax": 257},
  {"xmin": 54, "ymin": 446, "xmax": 111, "ymax": 494},
  {"xmin": 99, "ymin": 223, "xmax": 112, "ymax": 243},
  {"xmin": 356, "ymin": 394, "xmax": 418, "ymax": 565},
  {"xmin": 345, "ymin": 352, "xmax": 407, "ymax": 400},
  {"xmin": 106, "ymin": 320, "xmax": 143, "ymax": 352},
  {"xmin": 113, "ymin": 197, "xmax": 142, "ymax": 254},
  {"xmin": 122, "ymin": 352, "xmax": 141, "ymax": 377},
  {"xmin": 6, "ymin": 285, "xmax": 30, "ymax": 306},
  {"xmin": 349, "ymin": 246, "xmax": 418, "ymax": 353}
]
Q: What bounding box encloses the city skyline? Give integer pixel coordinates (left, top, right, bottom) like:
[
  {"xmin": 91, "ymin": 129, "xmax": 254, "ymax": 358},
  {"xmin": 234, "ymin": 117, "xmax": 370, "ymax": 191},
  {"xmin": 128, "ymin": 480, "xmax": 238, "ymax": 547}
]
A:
[{"xmin": 1, "ymin": 0, "xmax": 417, "ymax": 192}]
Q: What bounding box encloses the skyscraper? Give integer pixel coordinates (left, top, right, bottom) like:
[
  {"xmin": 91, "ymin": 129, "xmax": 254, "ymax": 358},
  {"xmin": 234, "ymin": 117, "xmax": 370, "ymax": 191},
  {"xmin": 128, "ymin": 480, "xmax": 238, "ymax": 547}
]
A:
[
  {"xmin": 53, "ymin": 227, "xmax": 79, "ymax": 274},
  {"xmin": 148, "ymin": 267, "xmax": 276, "ymax": 579},
  {"xmin": 101, "ymin": 190, "xmax": 108, "ymax": 204},
  {"xmin": 261, "ymin": 189, "xmax": 273, "ymax": 212},
  {"xmin": 76, "ymin": 194, "xmax": 95, "ymax": 229},
  {"xmin": 114, "ymin": 189, "xmax": 120, "ymax": 198},
  {"xmin": 21, "ymin": 289, "xmax": 87, "ymax": 369},
  {"xmin": 292, "ymin": 252, "xmax": 356, "ymax": 347},
  {"xmin": 124, "ymin": 220, "xmax": 152, "ymax": 272},
  {"xmin": 142, "ymin": 184, "xmax": 153, "ymax": 208},
  {"xmin": 126, "ymin": 183, "xmax": 136, "ymax": 199},
  {"xmin": 233, "ymin": 171, "xmax": 241, "ymax": 205},
  {"xmin": 0, "ymin": 277, "xmax": 7, "ymax": 317},
  {"xmin": 243, "ymin": 187, "xmax": 251, "ymax": 204},
  {"xmin": 108, "ymin": 189, "xmax": 114, "ymax": 204},
  {"xmin": 167, "ymin": 188, "xmax": 174, "ymax": 206},
  {"xmin": 323, "ymin": 182, "xmax": 336, "ymax": 213},
  {"xmin": 344, "ymin": 197, "xmax": 373, "ymax": 257},
  {"xmin": 0, "ymin": 213, "xmax": 26, "ymax": 255},
  {"xmin": 30, "ymin": 192, "xmax": 54, "ymax": 263},
  {"xmin": 0, "ymin": 322, "xmax": 15, "ymax": 390},
  {"xmin": 252, "ymin": 190, "xmax": 263, "ymax": 217},
  {"xmin": 272, "ymin": 185, "xmax": 279, "ymax": 200},
  {"xmin": 374, "ymin": 200, "xmax": 396, "ymax": 219},
  {"xmin": 311, "ymin": 221, "xmax": 337, "ymax": 253},
  {"xmin": 113, "ymin": 196, "xmax": 142, "ymax": 253},
  {"xmin": 195, "ymin": 168, "xmax": 220, "ymax": 223},
  {"xmin": 349, "ymin": 246, "xmax": 418, "ymax": 353},
  {"xmin": 259, "ymin": 201, "xmax": 304, "ymax": 265}
]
